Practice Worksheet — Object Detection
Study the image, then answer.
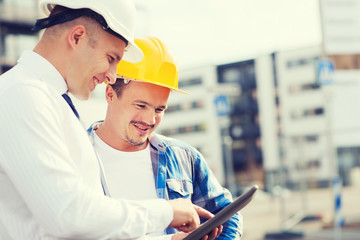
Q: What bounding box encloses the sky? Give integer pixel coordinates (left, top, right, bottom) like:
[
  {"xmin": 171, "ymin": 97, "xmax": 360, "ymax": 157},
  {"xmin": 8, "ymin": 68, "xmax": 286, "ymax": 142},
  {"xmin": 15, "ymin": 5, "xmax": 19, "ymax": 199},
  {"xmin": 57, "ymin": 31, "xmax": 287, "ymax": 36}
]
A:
[{"xmin": 133, "ymin": 0, "xmax": 323, "ymax": 69}]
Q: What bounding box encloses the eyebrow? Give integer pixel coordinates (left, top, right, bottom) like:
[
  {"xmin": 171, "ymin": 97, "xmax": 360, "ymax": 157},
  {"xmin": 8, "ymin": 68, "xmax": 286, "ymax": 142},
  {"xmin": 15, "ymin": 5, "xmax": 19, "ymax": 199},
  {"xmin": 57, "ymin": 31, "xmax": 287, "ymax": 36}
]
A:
[{"xmin": 134, "ymin": 100, "xmax": 167, "ymax": 110}]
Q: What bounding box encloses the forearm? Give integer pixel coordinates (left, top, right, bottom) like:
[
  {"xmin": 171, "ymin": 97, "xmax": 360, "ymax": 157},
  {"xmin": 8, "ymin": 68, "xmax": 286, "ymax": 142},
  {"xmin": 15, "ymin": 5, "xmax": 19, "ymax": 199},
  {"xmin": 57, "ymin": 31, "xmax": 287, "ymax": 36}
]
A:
[{"xmin": 123, "ymin": 234, "xmax": 173, "ymax": 240}]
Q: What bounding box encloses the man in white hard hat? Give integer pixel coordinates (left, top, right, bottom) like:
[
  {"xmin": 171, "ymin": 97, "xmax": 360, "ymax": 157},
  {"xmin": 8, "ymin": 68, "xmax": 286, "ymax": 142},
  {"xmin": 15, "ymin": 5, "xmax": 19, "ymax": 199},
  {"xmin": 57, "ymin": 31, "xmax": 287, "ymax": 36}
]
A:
[
  {"xmin": 88, "ymin": 37, "xmax": 243, "ymax": 240},
  {"xmin": 0, "ymin": 1, "xmax": 213, "ymax": 239}
]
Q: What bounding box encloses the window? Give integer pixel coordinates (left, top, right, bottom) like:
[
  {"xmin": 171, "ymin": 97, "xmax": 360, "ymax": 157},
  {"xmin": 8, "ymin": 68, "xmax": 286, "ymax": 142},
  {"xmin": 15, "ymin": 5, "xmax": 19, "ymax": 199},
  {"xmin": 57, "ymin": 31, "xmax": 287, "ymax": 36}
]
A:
[
  {"xmin": 286, "ymin": 56, "xmax": 319, "ymax": 68},
  {"xmin": 160, "ymin": 123, "xmax": 207, "ymax": 136},
  {"xmin": 178, "ymin": 77, "xmax": 202, "ymax": 88},
  {"xmin": 291, "ymin": 107, "xmax": 324, "ymax": 119},
  {"xmin": 288, "ymin": 83, "xmax": 320, "ymax": 94},
  {"xmin": 217, "ymin": 60, "xmax": 255, "ymax": 84},
  {"xmin": 166, "ymin": 100, "xmax": 205, "ymax": 113}
]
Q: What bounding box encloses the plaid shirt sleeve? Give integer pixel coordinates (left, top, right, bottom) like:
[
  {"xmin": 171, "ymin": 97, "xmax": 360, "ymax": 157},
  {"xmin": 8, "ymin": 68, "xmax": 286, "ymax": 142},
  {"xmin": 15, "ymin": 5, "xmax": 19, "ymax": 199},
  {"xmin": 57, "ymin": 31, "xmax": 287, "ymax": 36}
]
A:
[
  {"xmin": 150, "ymin": 135, "xmax": 242, "ymax": 239},
  {"xmin": 191, "ymin": 150, "xmax": 242, "ymax": 239}
]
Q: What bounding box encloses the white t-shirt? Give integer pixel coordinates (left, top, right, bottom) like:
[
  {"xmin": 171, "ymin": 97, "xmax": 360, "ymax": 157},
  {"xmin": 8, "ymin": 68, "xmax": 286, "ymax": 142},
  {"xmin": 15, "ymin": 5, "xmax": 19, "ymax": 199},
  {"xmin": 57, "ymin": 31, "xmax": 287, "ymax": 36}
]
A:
[
  {"xmin": 93, "ymin": 132, "xmax": 171, "ymax": 239},
  {"xmin": 93, "ymin": 132, "xmax": 158, "ymax": 200}
]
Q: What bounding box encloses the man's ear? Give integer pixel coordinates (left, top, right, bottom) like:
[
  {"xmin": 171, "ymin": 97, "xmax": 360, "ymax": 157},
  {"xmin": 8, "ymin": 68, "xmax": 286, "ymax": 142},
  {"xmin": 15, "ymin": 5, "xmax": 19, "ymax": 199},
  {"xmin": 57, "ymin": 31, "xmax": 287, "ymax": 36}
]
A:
[
  {"xmin": 67, "ymin": 25, "xmax": 87, "ymax": 48},
  {"xmin": 105, "ymin": 84, "xmax": 116, "ymax": 103}
]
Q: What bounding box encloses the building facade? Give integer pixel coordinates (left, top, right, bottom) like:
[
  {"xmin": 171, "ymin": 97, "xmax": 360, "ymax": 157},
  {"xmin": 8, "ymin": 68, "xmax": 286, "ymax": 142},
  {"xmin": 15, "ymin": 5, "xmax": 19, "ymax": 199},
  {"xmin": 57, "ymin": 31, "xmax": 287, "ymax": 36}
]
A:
[{"xmin": 0, "ymin": 0, "xmax": 39, "ymax": 74}]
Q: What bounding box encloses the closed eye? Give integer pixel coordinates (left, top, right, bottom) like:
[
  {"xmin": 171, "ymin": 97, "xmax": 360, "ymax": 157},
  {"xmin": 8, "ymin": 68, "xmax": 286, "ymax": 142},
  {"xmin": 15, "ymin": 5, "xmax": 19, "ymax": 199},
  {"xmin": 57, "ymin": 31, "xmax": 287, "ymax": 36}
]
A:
[
  {"xmin": 136, "ymin": 104, "xmax": 146, "ymax": 109},
  {"xmin": 107, "ymin": 55, "xmax": 115, "ymax": 64},
  {"xmin": 155, "ymin": 108, "xmax": 165, "ymax": 113}
]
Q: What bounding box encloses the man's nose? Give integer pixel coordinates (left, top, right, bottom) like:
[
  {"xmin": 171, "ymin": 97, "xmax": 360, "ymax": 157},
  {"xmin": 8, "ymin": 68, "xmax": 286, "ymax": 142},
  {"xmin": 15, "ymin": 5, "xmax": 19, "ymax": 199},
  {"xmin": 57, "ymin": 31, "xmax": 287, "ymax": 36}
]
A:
[
  {"xmin": 105, "ymin": 71, "xmax": 116, "ymax": 84},
  {"xmin": 143, "ymin": 110, "xmax": 156, "ymax": 126},
  {"xmin": 105, "ymin": 64, "xmax": 117, "ymax": 84}
]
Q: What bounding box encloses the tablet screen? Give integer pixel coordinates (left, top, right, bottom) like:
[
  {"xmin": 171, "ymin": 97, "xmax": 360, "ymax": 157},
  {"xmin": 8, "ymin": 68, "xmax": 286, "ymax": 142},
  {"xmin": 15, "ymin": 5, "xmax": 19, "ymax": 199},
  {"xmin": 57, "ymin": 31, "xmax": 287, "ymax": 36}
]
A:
[{"xmin": 183, "ymin": 185, "xmax": 259, "ymax": 240}]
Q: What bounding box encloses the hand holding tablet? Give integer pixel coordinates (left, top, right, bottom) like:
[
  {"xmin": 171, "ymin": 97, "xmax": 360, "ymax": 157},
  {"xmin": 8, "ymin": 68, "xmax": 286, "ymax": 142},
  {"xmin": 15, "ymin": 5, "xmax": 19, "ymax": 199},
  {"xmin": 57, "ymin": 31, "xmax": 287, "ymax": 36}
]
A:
[{"xmin": 183, "ymin": 185, "xmax": 259, "ymax": 240}]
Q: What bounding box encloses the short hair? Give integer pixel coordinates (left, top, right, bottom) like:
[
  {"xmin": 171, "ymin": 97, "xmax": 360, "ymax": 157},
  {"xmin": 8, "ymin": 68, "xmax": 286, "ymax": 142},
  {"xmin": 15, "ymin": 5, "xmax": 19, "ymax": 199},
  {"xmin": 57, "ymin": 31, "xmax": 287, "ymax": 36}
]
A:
[
  {"xmin": 109, "ymin": 78, "xmax": 132, "ymax": 98},
  {"xmin": 42, "ymin": 6, "xmax": 101, "ymax": 47}
]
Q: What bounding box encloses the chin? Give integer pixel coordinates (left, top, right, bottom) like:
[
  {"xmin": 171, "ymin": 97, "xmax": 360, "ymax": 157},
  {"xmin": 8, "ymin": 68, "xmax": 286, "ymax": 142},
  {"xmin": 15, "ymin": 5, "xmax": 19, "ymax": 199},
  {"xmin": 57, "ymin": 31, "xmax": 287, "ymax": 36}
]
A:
[{"xmin": 129, "ymin": 138, "xmax": 147, "ymax": 147}]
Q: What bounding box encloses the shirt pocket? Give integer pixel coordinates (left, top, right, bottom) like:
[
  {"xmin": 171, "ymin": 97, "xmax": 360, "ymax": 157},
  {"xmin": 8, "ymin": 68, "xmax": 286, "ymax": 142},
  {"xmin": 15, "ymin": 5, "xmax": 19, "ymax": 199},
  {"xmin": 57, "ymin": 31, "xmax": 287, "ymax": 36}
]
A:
[{"xmin": 166, "ymin": 179, "xmax": 193, "ymax": 199}]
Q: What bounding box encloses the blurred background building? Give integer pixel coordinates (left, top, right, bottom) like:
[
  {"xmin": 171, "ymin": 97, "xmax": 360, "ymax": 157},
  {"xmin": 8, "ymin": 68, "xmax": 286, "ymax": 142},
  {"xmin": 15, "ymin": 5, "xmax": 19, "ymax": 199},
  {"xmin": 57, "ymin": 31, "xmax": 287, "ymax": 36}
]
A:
[
  {"xmin": 157, "ymin": 46, "xmax": 360, "ymax": 195},
  {"xmin": 0, "ymin": 0, "xmax": 39, "ymax": 74}
]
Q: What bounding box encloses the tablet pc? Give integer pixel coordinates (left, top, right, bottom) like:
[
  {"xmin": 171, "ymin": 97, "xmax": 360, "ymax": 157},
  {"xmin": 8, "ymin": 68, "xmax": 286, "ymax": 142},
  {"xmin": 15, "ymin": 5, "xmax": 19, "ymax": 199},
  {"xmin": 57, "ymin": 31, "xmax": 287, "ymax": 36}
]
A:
[{"xmin": 184, "ymin": 185, "xmax": 259, "ymax": 240}]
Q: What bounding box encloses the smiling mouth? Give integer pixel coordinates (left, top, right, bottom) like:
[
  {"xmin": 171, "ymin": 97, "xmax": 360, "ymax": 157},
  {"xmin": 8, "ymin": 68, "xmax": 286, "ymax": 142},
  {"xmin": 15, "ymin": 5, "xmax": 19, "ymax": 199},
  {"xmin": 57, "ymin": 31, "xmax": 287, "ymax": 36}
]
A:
[
  {"xmin": 134, "ymin": 124, "xmax": 149, "ymax": 133},
  {"xmin": 91, "ymin": 77, "xmax": 102, "ymax": 91},
  {"xmin": 94, "ymin": 77, "xmax": 102, "ymax": 85},
  {"xmin": 132, "ymin": 121, "xmax": 154, "ymax": 134}
]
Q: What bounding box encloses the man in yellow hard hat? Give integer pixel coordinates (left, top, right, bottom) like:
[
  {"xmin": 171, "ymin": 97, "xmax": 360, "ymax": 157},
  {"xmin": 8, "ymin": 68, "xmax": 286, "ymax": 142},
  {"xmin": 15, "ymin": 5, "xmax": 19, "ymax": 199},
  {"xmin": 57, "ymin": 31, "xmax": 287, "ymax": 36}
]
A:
[
  {"xmin": 88, "ymin": 36, "xmax": 242, "ymax": 239},
  {"xmin": 0, "ymin": 0, "xmax": 211, "ymax": 239}
]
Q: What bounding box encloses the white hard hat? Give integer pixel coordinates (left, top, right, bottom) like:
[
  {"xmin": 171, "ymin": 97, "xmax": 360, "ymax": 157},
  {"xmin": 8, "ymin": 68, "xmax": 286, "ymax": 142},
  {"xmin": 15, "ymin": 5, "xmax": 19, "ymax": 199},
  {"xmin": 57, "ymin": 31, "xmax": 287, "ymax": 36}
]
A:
[{"xmin": 39, "ymin": 0, "xmax": 143, "ymax": 63}]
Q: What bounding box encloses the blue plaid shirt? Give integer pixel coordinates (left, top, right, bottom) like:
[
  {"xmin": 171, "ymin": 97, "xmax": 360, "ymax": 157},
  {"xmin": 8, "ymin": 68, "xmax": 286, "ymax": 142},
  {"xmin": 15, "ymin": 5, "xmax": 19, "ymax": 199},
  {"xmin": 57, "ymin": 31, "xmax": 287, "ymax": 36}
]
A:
[{"xmin": 88, "ymin": 122, "xmax": 242, "ymax": 239}]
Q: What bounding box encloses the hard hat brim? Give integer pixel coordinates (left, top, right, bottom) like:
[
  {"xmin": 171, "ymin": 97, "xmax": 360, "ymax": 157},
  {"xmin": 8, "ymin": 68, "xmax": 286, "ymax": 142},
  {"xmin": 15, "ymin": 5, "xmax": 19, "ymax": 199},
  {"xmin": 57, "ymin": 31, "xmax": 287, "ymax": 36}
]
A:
[
  {"xmin": 121, "ymin": 44, "xmax": 143, "ymax": 63},
  {"xmin": 118, "ymin": 75, "xmax": 190, "ymax": 95}
]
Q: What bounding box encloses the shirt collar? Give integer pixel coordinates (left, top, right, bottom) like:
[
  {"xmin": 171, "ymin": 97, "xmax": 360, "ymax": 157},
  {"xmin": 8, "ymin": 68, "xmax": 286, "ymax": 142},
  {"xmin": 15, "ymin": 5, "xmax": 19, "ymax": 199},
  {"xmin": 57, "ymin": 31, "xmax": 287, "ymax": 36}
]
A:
[
  {"xmin": 18, "ymin": 50, "xmax": 68, "ymax": 95},
  {"xmin": 149, "ymin": 134, "xmax": 166, "ymax": 152}
]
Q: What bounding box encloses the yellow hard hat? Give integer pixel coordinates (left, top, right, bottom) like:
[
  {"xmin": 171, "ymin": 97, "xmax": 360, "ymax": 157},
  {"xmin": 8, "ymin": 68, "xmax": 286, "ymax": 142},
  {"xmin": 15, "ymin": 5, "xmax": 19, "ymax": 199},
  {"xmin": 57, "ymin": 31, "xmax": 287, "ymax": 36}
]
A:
[{"xmin": 116, "ymin": 36, "xmax": 189, "ymax": 94}]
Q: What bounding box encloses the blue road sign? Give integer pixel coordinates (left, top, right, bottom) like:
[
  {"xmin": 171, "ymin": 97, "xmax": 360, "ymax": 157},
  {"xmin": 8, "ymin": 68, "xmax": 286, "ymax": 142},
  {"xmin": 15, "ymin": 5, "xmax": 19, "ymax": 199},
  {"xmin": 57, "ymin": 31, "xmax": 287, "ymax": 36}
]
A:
[
  {"xmin": 316, "ymin": 59, "xmax": 335, "ymax": 86},
  {"xmin": 214, "ymin": 95, "xmax": 230, "ymax": 117}
]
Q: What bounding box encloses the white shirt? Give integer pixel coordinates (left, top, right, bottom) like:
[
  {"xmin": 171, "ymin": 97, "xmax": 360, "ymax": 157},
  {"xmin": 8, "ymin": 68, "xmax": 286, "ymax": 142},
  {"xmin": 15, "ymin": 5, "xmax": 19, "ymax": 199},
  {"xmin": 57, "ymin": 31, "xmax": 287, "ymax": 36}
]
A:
[
  {"xmin": 93, "ymin": 133, "xmax": 158, "ymax": 200},
  {"xmin": 92, "ymin": 132, "xmax": 172, "ymax": 240},
  {"xmin": 0, "ymin": 51, "xmax": 172, "ymax": 240}
]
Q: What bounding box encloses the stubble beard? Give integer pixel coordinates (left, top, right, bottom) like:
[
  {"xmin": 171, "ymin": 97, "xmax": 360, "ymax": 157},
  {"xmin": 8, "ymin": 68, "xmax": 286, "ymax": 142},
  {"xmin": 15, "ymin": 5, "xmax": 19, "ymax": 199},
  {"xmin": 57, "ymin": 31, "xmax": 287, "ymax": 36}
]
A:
[
  {"xmin": 127, "ymin": 121, "xmax": 154, "ymax": 147},
  {"xmin": 125, "ymin": 135, "xmax": 147, "ymax": 147}
]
